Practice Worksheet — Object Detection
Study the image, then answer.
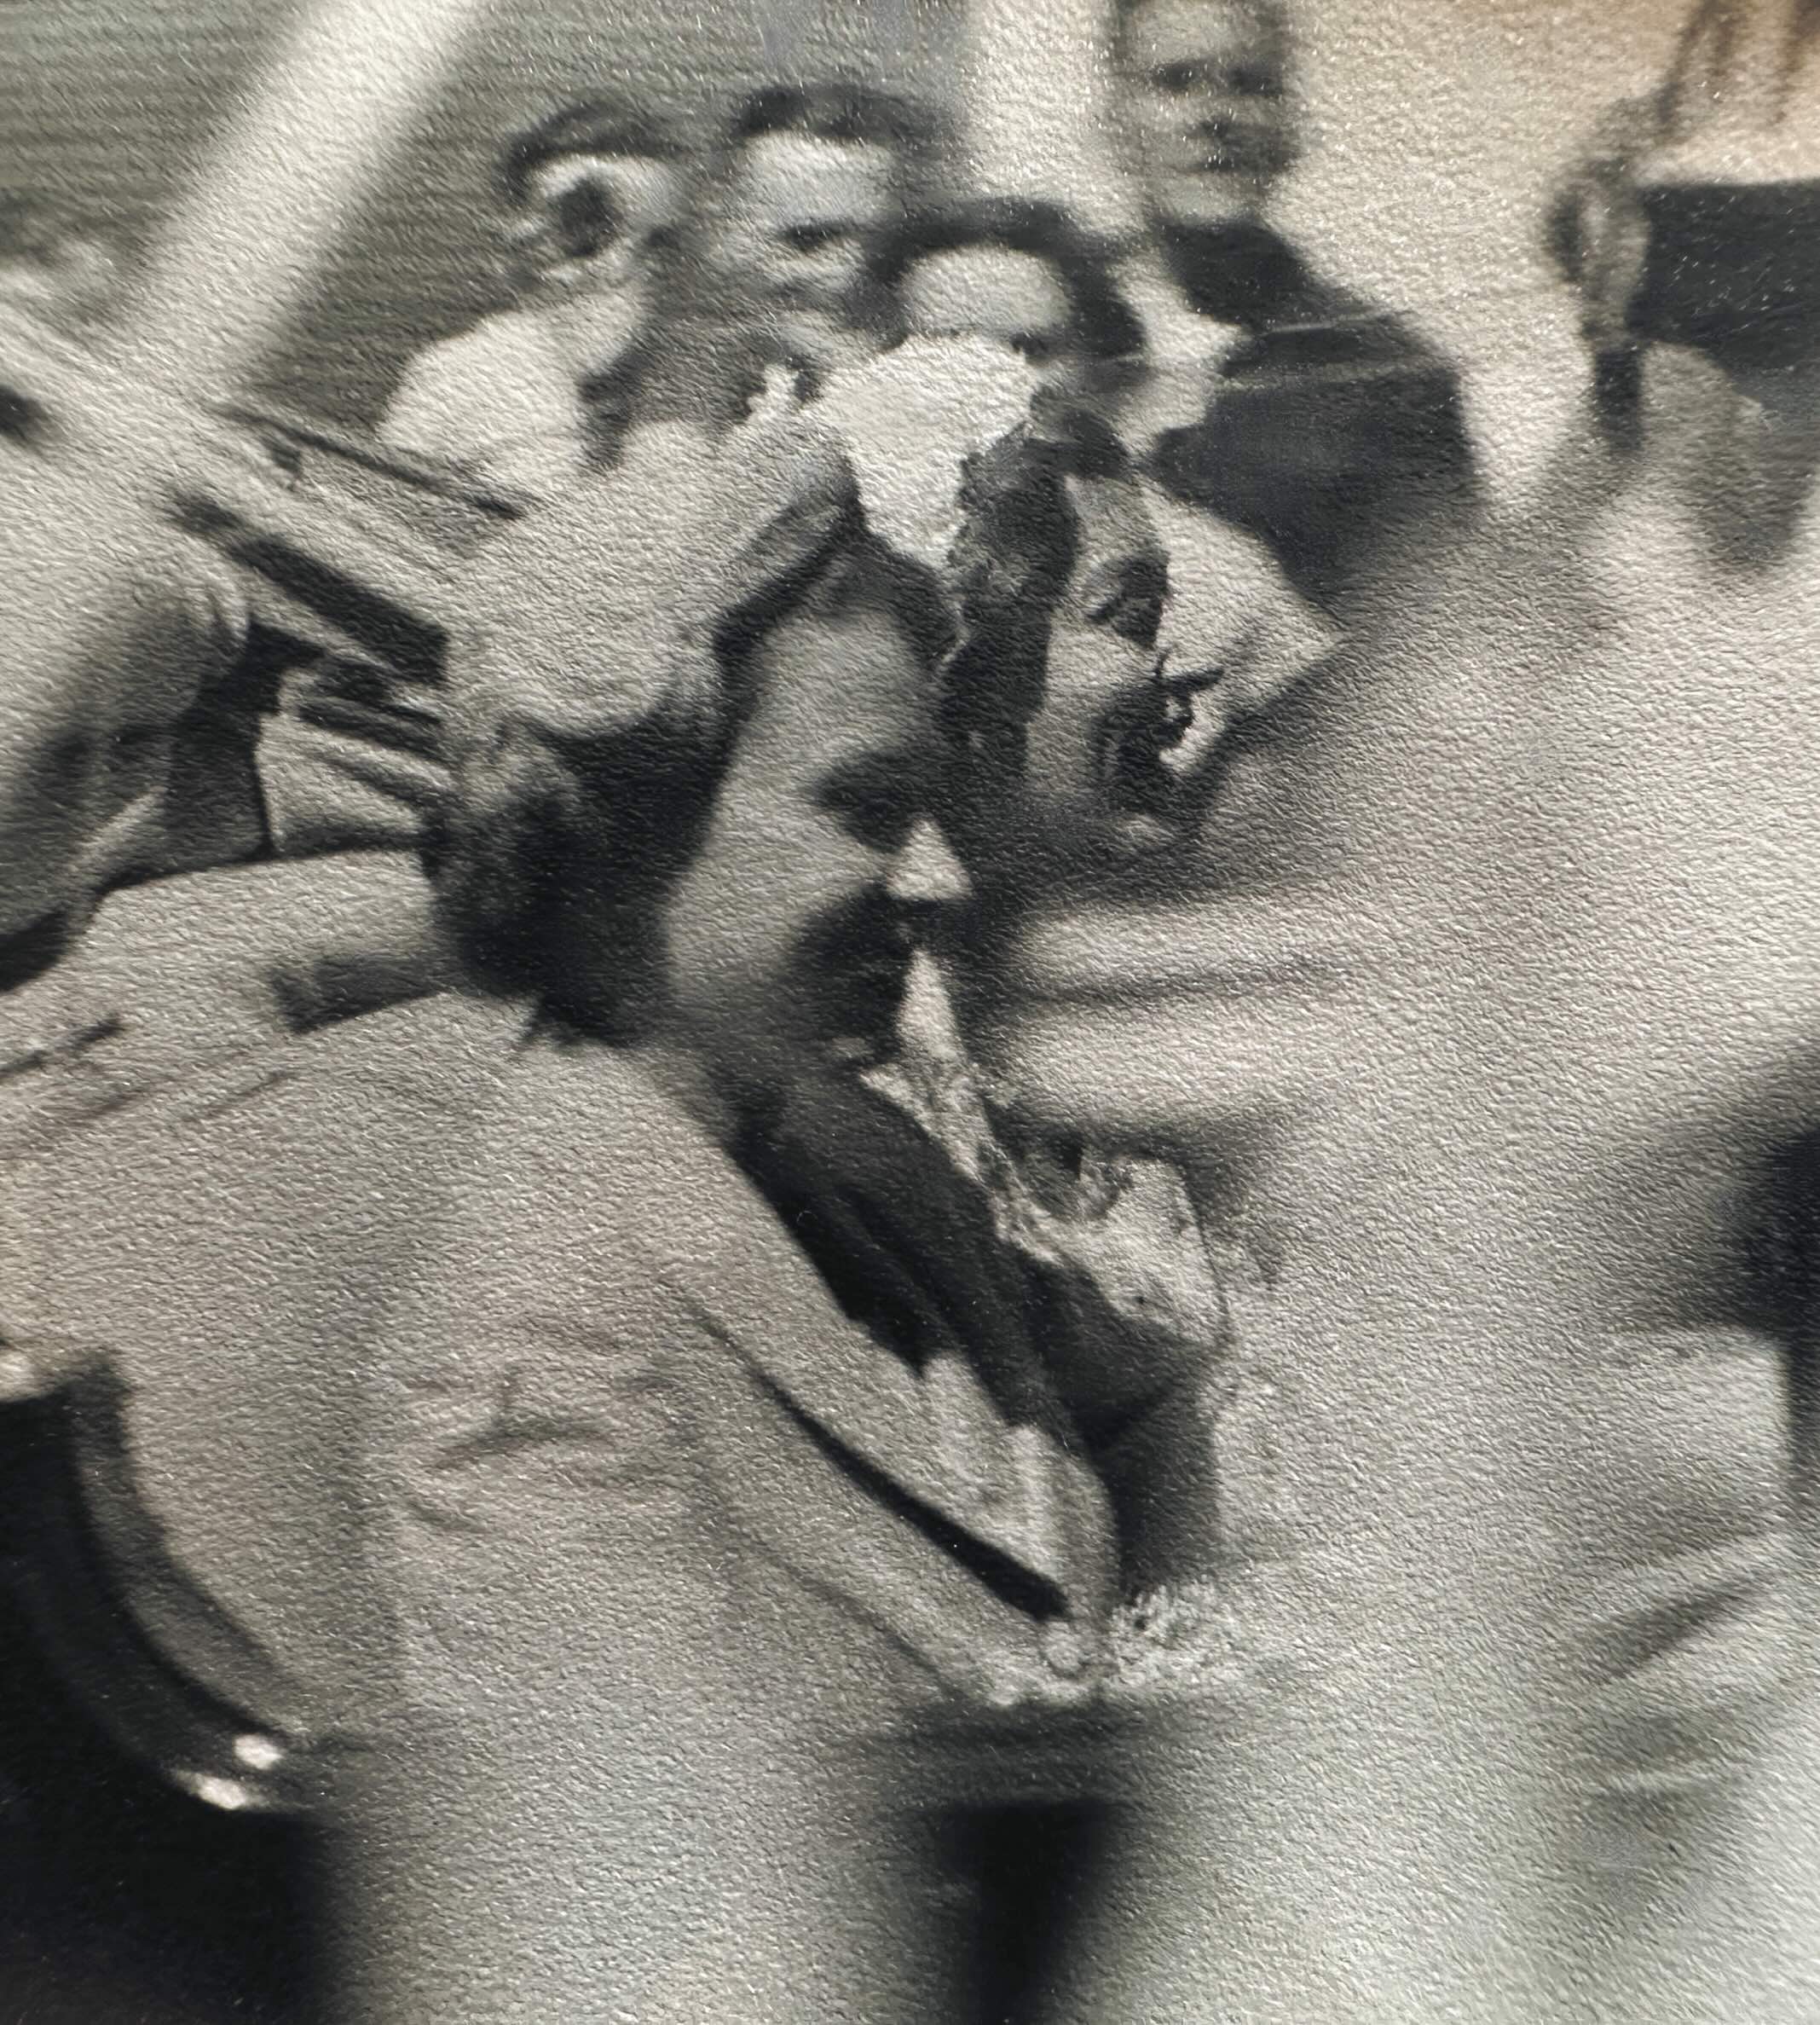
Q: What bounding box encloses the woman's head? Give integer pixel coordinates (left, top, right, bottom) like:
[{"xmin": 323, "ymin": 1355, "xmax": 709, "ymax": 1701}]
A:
[
  {"xmin": 945, "ymin": 406, "xmax": 1340, "ymax": 857},
  {"xmin": 872, "ymin": 198, "xmax": 1144, "ymax": 399},
  {"xmin": 938, "ymin": 408, "xmax": 1344, "ymax": 1140},
  {"xmin": 432, "ymin": 452, "xmax": 967, "ymax": 1118},
  {"xmin": 942, "ymin": 413, "xmax": 1220, "ymax": 888}
]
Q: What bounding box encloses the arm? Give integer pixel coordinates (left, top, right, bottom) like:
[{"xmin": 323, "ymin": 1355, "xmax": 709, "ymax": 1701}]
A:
[
  {"xmin": 341, "ymin": 1182, "xmax": 930, "ymax": 2024},
  {"xmin": 0, "ymin": 456, "xmax": 239, "ymax": 940}
]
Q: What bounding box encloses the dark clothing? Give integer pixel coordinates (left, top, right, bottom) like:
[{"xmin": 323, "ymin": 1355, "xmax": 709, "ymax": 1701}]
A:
[
  {"xmin": 737, "ymin": 1076, "xmax": 1074, "ymax": 1438},
  {"xmin": 1142, "ymin": 223, "xmax": 1478, "ymax": 613}
]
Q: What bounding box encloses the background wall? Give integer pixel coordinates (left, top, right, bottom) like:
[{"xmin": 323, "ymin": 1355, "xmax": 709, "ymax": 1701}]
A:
[{"xmin": 0, "ymin": 0, "xmax": 1696, "ymax": 473}]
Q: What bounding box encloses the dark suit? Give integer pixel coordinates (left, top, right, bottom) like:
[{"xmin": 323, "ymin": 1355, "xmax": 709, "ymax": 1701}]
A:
[{"xmin": 1131, "ymin": 224, "xmax": 1478, "ymax": 614}]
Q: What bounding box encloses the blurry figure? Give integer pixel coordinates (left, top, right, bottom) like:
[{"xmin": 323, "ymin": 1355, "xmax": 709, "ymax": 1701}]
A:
[
  {"xmin": 1107, "ymin": 0, "xmax": 1476, "ymax": 611},
  {"xmin": 1532, "ymin": 18, "xmax": 1820, "ymax": 2004},
  {"xmin": 872, "ymin": 196, "xmax": 1143, "ymax": 409},
  {"xmin": 0, "ymin": 200, "xmax": 249, "ymax": 970},
  {"xmin": 681, "ymin": 82, "xmax": 939, "ymax": 419},
  {"xmin": 938, "ymin": 404, "xmax": 1810, "ymax": 2014},
  {"xmin": 1548, "ymin": 0, "xmax": 1820, "ymax": 468},
  {"xmin": 0, "ymin": 194, "xmax": 142, "ymax": 455},
  {"xmin": 378, "ymin": 96, "xmax": 693, "ymax": 500}
]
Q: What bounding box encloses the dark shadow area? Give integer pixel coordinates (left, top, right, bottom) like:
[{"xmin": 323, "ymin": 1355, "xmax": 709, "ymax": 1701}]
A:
[
  {"xmin": 0, "ymin": 1396, "xmax": 326, "ymax": 2024},
  {"xmin": 937, "ymin": 1798, "xmax": 1120, "ymax": 2025}
]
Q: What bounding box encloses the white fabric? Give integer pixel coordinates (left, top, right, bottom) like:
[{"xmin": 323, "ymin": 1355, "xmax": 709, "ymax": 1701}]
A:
[{"xmin": 377, "ymin": 309, "xmax": 586, "ymax": 501}]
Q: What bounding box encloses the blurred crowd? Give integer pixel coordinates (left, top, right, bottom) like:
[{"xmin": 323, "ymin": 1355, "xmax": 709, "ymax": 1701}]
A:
[{"xmin": 2, "ymin": 0, "xmax": 1818, "ymax": 2018}]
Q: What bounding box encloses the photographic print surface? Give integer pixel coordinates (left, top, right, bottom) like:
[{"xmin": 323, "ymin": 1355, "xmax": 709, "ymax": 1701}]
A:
[{"xmin": 2, "ymin": 0, "xmax": 1818, "ymax": 2018}]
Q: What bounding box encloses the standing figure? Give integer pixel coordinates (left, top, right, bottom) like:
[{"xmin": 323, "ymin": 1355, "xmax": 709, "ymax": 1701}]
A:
[
  {"xmin": 1525, "ymin": 5, "xmax": 1820, "ymax": 2009},
  {"xmin": 378, "ymin": 96, "xmax": 694, "ymax": 500},
  {"xmin": 1109, "ymin": 0, "xmax": 1476, "ymax": 611}
]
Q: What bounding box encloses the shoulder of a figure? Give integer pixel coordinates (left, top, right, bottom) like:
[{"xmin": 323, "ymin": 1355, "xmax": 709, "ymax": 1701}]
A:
[
  {"xmin": 1280, "ymin": 261, "xmax": 1454, "ymax": 373},
  {"xmin": 371, "ymin": 1045, "xmax": 733, "ymax": 1505},
  {"xmin": 26, "ymin": 992, "xmax": 510, "ymax": 1206},
  {"xmin": 407, "ymin": 310, "xmax": 541, "ymax": 381},
  {"xmin": 0, "ymin": 1002, "xmax": 506, "ymax": 1378},
  {"xmin": 380, "ymin": 313, "xmax": 549, "ymax": 451},
  {"xmin": 422, "ymin": 1038, "xmax": 712, "ymax": 1304}
]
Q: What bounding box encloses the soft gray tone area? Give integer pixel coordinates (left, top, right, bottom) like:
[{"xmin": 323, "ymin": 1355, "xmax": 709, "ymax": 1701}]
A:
[{"xmin": 2, "ymin": 0, "xmax": 1817, "ymax": 2019}]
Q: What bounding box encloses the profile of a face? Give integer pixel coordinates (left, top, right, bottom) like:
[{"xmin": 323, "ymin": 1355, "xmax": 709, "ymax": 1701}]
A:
[
  {"xmin": 709, "ymin": 133, "xmax": 899, "ymax": 368},
  {"xmin": 948, "ymin": 453, "xmax": 1347, "ymax": 1148},
  {"xmin": 1115, "ymin": 0, "xmax": 1299, "ymax": 232},
  {"xmin": 656, "ymin": 595, "xmax": 968, "ymax": 1115},
  {"xmin": 517, "ymin": 153, "xmax": 687, "ymax": 293}
]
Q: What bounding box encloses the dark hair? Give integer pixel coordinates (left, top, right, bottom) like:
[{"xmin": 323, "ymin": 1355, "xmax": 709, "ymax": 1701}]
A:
[
  {"xmin": 870, "ymin": 197, "xmax": 1144, "ymax": 364},
  {"xmin": 430, "ymin": 484, "xmax": 952, "ymax": 1035},
  {"xmin": 496, "ymin": 96, "xmax": 689, "ymax": 211},
  {"xmin": 1109, "ymin": 0, "xmax": 1294, "ymax": 57},
  {"xmin": 941, "ymin": 412, "xmax": 1141, "ymax": 755},
  {"xmin": 723, "ymin": 82, "xmax": 939, "ymax": 165}
]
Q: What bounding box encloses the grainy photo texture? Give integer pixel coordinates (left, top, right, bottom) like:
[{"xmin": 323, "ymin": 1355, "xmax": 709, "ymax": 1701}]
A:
[{"xmin": 1, "ymin": 0, "xmax": 1818, "ymax": 2017}]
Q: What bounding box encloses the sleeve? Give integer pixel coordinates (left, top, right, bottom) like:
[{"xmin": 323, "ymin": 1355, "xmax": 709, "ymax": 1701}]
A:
[
  {"xmin": 341, "ymin": 1167, "xmax": 918, "ymax": 2024},
  {"xmin": 1565, "ymin": 1330, "xmax": 1799, "ymax": 1802}
]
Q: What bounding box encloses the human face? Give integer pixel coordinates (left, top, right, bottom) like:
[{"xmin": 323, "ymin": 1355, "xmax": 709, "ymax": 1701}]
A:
[
  {"xmin": 656, "ymin": 597, "xmax": 969, "ymax": 1119},
  {"xmin": 899, "ymin": 246, "xmax": 1076, "ymax": 381},
  {"xmin": 950, "ymin": 473, "xmax": 1344, "ymax": 1147},
  {"xmin": 1002, "ymin": 477, "xmax": 1172, "ymax": 876},
  {"xmin": 519, "ymin": 153, "xmax": 689, "ymax": 298},
  {"xmin": 709, "ymin": 134, "xmax": 898, "ymax": 369},
  {"xmin": 0, "ymin": 235, "xmax": 119, "ymax": 330},
  {"xmin": 1116, "ymin": 0, "xmax": 1297, "ymax": 231}
]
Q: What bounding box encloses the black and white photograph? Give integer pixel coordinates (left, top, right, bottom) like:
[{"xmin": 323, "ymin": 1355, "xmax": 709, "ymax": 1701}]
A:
[{"xmin": 1, "ymin": 0, "xmax": 1818, "ymax": 2016}]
